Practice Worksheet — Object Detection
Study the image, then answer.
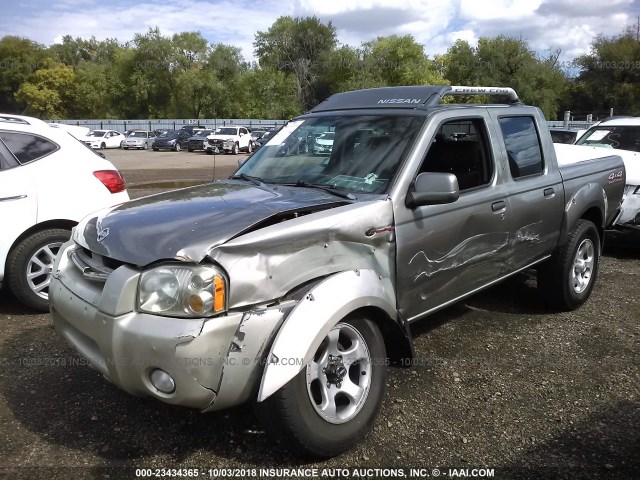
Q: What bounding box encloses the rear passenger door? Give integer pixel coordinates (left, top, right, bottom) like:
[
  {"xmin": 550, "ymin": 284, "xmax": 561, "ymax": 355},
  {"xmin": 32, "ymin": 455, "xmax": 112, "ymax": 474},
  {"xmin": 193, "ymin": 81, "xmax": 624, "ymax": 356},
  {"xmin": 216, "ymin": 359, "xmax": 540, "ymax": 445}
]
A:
[
  {"xmin": 489, "ymin": 110, "xmax": 564, "ymax": 272},
  {"xmin": 0, "ymin": 133, "xmax": 37, "ymax": 274}
]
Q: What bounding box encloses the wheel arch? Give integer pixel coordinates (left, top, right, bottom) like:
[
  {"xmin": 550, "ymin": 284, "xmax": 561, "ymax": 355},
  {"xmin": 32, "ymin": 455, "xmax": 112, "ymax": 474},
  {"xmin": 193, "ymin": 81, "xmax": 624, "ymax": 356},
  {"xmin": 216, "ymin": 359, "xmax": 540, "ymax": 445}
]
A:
[
  {"xmin": 6, "ymin": 219, "xmax": 75, "ymax": 268},
  {"xmin": 256, "ymin": 269, "xmax": 402, "ymax": 402},
  {"xmin": 560, "ymin": 184, "xmax": 606, "ymax": 248},
  {"xmin": 580, "ymin": 206, "xmax": 604, "ymax": 248},
  {"xmin": 351, "ymin": 305, "xmax": 413, "ymax": 367}
]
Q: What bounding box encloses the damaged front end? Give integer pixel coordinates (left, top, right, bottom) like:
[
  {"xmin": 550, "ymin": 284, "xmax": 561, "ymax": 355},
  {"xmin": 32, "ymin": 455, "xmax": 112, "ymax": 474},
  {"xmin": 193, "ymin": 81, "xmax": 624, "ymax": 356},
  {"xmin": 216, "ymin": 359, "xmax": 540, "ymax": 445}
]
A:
[
  {"xmin": 614, "ymin": 184, "xmax": 640, "ymax": 230},
  {"xmin": 50, "ymin": 243, "xmax": 292, "ymax": 411},
  {"xmin": 49, "ymin": 182, "xmax": 396, "ymax": 412}
]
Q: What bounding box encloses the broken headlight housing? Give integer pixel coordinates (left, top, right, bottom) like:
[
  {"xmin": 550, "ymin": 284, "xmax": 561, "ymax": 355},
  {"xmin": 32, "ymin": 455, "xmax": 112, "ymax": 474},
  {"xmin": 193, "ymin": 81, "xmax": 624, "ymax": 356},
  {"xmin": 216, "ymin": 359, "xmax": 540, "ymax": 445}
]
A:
[{"xmin": 137, "ymin": 264, "xmax": 228, "ymax": 317}]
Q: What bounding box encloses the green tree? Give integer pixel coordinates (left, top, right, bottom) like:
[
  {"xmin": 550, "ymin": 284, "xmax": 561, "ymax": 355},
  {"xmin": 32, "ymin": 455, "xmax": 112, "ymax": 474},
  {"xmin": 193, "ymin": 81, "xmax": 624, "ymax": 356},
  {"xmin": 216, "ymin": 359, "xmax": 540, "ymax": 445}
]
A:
[
  {"xmin": 362, "ymin": 35, "xmax": 444, "ymax": 86},
  {"xmin": 15, "ymin": 60, "xmax": 75, "ymax": 118},
  {"xmin": 441, "ymin": 36, "xmax": 566, "ymax": 118},
  {"xmin": 254, "ymin": 16, "xmax": 337, "ymax": 110},
  {"xmin": 237, "ymin": 68, "xmax": 300, "ymax": 119},
  {"xmin": 0, "ymin": 36, "xmax": 49, "ymax": 113},
  {"xmin": 571, "ymin": 26, "xmax": 640, "ymax": 116}
]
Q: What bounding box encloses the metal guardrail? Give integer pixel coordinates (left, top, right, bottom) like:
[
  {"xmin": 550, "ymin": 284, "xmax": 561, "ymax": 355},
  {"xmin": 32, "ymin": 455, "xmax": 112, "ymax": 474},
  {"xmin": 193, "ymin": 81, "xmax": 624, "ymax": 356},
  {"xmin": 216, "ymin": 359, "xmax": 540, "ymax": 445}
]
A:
[
  {"xmin": 49, "ymin": 118, "xmax": 289, "ymax": 132},
  {"xmin": 49, "ymin": 117, "xmax": 597, "ymax": 132}
]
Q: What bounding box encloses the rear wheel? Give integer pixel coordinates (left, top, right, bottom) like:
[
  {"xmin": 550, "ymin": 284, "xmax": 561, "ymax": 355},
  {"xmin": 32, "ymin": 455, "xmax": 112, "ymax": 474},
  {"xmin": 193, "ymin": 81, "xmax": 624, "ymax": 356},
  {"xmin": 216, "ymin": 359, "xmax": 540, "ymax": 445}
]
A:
[
  {"xmin": 537, "ymin": 219, "xmax": 600, "ymax": 311},
  {"xmin": 256, "ymin": 314, "xmax": 386, "ymax": 457},
  {"xmin": 7, "ymin": 228, "xmax": 70, "ymax": 311}
]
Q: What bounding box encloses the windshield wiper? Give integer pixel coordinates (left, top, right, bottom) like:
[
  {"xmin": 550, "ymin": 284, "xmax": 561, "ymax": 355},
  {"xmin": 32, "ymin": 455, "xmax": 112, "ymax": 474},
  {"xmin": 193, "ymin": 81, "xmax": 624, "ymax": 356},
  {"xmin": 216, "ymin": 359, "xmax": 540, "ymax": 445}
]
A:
[
  {"xmin": 230, "ymin": 173, "xmax": 266, "ymax": 187},
  {"xmin": 285, "ymin": 180, "xmax": 356, "ymax": 200}
]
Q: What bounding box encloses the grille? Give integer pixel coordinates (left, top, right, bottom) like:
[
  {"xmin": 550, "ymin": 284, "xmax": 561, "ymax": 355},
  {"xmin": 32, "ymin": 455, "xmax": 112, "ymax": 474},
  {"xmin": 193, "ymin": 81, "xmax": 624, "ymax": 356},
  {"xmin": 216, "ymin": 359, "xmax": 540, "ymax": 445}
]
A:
[{"xmin": 68, "ymin": 246, "xmax": 126, "ymax": 283}]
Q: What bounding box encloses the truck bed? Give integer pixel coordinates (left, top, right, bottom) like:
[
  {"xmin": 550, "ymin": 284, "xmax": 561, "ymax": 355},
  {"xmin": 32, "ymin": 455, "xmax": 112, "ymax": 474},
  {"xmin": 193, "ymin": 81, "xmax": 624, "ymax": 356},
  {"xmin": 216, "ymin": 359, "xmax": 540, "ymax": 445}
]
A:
[{"xmin": 554, "ymin": 143, "xmax": 626, "ymax": 228}]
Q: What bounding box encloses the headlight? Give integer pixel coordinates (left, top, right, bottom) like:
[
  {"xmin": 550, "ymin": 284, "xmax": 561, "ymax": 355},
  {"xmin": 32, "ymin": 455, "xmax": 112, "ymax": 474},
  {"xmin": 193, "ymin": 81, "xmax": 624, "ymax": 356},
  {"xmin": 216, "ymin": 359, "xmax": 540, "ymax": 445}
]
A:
[
  {"xmin": 138, "ymin": 264, "xmax": 227, "ymax": 317},
  {"xmin": 168, "ymin": 139, "xmax": 176, "ymax": 144}
]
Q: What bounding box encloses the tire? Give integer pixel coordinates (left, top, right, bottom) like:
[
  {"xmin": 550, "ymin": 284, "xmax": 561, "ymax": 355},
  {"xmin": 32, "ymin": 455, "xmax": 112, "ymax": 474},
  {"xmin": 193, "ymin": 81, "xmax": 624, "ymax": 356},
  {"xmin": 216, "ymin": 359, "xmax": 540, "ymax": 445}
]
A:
[
  {"xmin": 232, "ymin": 143, "xmax": 239, "ymax": 155},
  {"xmin": 256, "ymin": 314, "xmax": 387, "ymax": 457},
  {"xmin": 247, "ymin": 141, "xmax": 253, "ymax": 154},
  {"xmin": 123, "ymin": 147, "xmax": 128, "ymax": 150},
  {"xmin": 152, "ymin": 147, "xmax": 158, "ymax": 151},
  {"xmin": 100, "ymin": 142, "xmax": 106, "ymax": 149},
  {"xmin": 7, "ymin": 228, "xmax": 71, "ymax": 311},
  {"xmin": 143, "ymin": 142, "xmax": 148, "ymax": 150},
  {"xmin": 205, "ymin": 150, "xmax": 212, "ymax": 155},
  {"xmin": 188, "ymin": 147, "xmax": 194, "ymax": 152},
  {"xmin": 174, "ymin": 143, "xmax": 181, "ymax": 152},
  {"xmin": 537, "ymin": 219, "xmax": 600, "ymax": 311}
]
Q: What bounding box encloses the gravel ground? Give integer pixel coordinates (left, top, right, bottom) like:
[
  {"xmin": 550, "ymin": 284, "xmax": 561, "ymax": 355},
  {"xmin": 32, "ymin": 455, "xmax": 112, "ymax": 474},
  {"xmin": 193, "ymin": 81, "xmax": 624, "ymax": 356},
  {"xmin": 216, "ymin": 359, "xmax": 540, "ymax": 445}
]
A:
[{"xmin": 0, "ymin": 150, "xmax": 638, "ymax": 479}]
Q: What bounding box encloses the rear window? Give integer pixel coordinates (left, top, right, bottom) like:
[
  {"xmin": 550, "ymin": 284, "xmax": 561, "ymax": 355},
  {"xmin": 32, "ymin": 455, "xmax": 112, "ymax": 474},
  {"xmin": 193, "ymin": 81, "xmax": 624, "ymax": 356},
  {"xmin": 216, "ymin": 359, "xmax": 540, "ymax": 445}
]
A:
[
  {"xmin": 0, "ymin": 132, "xmax": 59, "ymax": 164},
  {"xmin": 498, "ymin": 116, "xmax": 544, "ymax": 178}
]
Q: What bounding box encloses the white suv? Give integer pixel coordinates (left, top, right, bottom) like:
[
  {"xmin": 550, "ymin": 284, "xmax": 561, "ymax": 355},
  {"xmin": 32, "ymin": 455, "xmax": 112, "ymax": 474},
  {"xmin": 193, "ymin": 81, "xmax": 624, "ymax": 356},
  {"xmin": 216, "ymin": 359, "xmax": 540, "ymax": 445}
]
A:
[
  {"xmin": 575, "ymin": 117, "xmax": 640, "ymax": 230},
  {"xmin": 0, "ymin": 114, "xmax": 129, "ymax": 310},
  {"xmin": 204, "ymin": 126, "xmax": 253, "ymax": 155}
]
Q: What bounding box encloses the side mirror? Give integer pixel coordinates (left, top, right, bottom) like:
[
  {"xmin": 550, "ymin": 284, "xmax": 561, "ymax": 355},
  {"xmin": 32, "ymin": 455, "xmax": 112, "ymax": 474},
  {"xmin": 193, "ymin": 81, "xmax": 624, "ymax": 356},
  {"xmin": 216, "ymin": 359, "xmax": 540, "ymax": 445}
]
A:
[
  {"xmin": 239, "ymin": 132, "xmax": 245, "ymax": 136},
  {"xmin": 406, "ymin": 172, "xmax": 459, "ymax": 208}
]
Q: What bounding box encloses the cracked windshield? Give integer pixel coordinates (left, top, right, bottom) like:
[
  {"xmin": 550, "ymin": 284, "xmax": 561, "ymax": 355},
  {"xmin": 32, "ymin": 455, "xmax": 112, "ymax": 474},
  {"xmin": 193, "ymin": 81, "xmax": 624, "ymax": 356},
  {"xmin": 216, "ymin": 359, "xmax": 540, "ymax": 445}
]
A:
[{"xmin": 236, "ymin": 115, "xmax": 424, "ymax": 194}]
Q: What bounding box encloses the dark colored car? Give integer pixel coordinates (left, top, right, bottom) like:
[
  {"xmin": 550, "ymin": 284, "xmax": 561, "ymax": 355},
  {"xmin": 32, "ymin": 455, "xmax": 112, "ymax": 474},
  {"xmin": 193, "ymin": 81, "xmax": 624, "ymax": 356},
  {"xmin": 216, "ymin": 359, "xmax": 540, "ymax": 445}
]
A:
[
  {"xmin": 549, "ymin": 128, "xmax": 580, "ymax": 144},
  {"xmin": 253, "ymin": 128, "xmax": 280, "ymax": 151},
  {"xmin": 187, "ymin": 130, "xmax": 214, "ymax": 152},
  {"xmin": 152, "ymin": 130, "xmax": 183, "ymax": 151}
]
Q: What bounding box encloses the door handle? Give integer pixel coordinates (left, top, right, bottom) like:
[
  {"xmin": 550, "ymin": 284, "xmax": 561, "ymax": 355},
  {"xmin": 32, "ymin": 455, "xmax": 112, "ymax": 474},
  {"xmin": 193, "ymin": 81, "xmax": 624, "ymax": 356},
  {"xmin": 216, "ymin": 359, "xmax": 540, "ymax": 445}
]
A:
[
  {"xmin": 492, "ymin": 200, "xmax": 506, "ymax": 212},
  {"xmin": 544, "ymin": 188, "xmax": 555, "ymax": 197}
]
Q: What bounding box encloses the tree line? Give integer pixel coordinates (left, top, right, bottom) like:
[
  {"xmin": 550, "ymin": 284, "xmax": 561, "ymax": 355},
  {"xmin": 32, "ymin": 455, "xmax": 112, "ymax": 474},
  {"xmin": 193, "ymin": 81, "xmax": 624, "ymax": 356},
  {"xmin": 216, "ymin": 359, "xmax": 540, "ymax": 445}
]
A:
[{"xmin": 0, "ymin": 16, "xmax": 638, "ymax": 121}]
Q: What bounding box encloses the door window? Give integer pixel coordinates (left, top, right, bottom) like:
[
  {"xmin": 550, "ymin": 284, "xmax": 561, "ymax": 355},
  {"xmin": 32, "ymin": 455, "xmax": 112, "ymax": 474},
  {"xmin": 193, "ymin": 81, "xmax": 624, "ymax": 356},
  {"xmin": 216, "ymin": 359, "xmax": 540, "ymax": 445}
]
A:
[
  {"xmin": 418, "ymin": 118, "xmax": 493, "ymax": 191},
  {"xmin": 498, "ymin": 116, "xmax": 544, "ymax": 178},
  {"xmin": 0, "ymin": 132, "xmax": 59, "ymax": 164}
]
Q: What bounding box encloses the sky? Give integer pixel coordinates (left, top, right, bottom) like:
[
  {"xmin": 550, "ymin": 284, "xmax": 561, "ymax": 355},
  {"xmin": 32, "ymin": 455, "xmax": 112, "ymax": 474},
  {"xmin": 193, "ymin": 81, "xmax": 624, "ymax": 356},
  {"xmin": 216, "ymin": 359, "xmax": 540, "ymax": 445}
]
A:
[{"xmin": 1, "ymin": 0, "xmax": 639, "ymax": 65}]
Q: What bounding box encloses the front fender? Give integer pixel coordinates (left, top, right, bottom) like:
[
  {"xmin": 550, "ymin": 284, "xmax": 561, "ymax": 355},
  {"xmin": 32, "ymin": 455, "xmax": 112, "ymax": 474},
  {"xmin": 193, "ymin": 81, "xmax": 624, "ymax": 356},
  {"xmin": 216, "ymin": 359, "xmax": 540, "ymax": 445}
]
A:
[{"xmin": 256, "ymin": 269, "xmax": 396, "ymax": 402}]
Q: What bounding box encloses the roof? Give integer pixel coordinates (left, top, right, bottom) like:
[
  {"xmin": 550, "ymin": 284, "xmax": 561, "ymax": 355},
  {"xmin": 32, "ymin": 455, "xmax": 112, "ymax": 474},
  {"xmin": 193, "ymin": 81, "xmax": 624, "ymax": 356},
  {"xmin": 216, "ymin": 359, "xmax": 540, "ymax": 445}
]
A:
[
  {"xmin": 596, "ymin": 117, "xmax": 640, "ymax": 126},
  {"xmin": 309, "ymin": 85, "xmax": 522, "ymax": 113}
]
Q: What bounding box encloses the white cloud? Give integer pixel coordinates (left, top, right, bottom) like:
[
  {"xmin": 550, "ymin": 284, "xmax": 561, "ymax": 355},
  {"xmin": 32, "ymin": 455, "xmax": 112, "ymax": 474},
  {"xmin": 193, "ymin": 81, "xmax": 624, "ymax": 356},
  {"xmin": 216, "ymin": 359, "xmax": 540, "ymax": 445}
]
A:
[{"xmin": 0, "ymin": 0, "xmax": 637, "ymax": 64}]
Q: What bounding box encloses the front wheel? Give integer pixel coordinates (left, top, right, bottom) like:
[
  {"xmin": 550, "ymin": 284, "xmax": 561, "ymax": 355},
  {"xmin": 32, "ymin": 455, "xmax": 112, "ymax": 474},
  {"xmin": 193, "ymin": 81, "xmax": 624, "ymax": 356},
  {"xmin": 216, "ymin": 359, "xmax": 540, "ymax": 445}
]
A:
[
  {"xmin": 231, "ymin": 143, "xmax": 239, "ymax": 155},
  {"xmin": 256, "ymin": 314, "xmax": 387, "ymax": 457},
  {"xmin": 537, "ymin": 219, "xmax": 600, "ymax": 311},
  {"xmin": 7, "ymin": 228, "xmax": 71, "ymax": 311},
  {"xmin": 174, "ymin": 143, "xmax": 181, "ymax": 152},
  {"xmin": 247, "ymin": 141, "xmax": 253, "ymax": 154},
  {"xmin": 100, "ymin": 142, "xmax": 106, "ymax": 149}
]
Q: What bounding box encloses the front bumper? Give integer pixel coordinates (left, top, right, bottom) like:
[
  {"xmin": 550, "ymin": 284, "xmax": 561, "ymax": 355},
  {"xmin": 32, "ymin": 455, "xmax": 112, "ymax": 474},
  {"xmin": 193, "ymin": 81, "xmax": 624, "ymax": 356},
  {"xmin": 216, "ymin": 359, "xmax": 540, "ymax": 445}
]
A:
[
  {"xmin": 206, "ymin": 140, "xmax": 233, "ymax": 153},
  {"xmin": 613, "ymin": 185, "xmax": 640, "ymax": 230},
  {"xmin": 50, "ymin": 242, "xmax": 287, "ymax": 411}
]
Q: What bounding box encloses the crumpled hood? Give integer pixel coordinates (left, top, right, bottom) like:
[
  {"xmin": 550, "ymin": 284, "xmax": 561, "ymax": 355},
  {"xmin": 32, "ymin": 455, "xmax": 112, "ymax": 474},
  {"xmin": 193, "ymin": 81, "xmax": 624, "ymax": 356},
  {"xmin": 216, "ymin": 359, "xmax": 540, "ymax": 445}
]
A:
[{"xmin": 74, "ymin": 181, "xmax": 345, "ymax": 266}]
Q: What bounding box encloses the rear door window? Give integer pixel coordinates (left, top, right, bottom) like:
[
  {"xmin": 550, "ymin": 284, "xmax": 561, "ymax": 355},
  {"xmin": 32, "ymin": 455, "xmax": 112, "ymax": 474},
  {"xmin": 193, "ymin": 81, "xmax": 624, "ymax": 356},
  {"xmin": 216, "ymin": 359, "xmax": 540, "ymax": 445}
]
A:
[
  {"xmin": 0, "ymin": 132, "xmax": 59, "ymax": 164},
  {"xmin": 498, "ymin": 116, "xmax": 544, "ymax": 178}
]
